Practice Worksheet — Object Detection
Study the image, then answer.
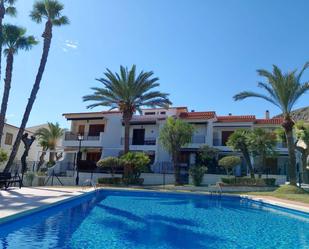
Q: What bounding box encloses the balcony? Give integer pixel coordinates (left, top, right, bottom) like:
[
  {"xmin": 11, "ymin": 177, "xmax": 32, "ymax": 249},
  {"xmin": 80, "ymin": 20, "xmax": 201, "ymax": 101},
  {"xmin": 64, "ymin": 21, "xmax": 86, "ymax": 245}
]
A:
[
  {"xmin": 64, "ymin": 132, "xmax": 100, "ymax": 141},
  {"xmin": 191, "ymin": 135, "xmax": 206, "ymax": 144},
  {"xmin": 120, "ymin": 137, "xmax": 156, "ymax": 146},
  {"xmin": 63, "ymin": 132, "xmax": 103, "ymax": 147}
]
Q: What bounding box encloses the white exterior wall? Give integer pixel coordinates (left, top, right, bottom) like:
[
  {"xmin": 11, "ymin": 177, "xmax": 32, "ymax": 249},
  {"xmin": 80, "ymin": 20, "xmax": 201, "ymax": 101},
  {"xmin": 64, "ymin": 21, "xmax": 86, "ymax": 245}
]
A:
[
  {"xmin": 0, "ymin": 123, "xmax": 43, "ymax": 171},
  {"xmin": 101, "ymin": 114, "xmax": 123, "ymax": 157}
]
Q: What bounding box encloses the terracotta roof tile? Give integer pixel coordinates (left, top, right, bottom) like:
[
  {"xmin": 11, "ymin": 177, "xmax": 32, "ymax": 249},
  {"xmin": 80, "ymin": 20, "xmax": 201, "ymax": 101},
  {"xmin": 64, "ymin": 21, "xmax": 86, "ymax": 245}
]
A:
[
  {"xmin": 255, "ymin": 118, "xmax": 283, "ymax": 125},
  {"xmin": 179, "ymin": 111, "xmax": 216, "ymax": 120},
  {"xmin": 216, "ymin": 115, "xmax": 256, "ymax": 122}
]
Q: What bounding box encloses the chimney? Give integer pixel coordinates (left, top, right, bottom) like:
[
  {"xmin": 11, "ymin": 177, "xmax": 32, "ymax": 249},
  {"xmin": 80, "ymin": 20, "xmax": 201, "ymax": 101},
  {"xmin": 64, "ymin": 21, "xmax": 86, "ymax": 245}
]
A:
[
  {"xmin": 228, "ymin": 113, "xmax": 232, "ymax": 116},
  {"xmin": 265, "ymin": 110, "xmax": 270, "ymax": 119}
]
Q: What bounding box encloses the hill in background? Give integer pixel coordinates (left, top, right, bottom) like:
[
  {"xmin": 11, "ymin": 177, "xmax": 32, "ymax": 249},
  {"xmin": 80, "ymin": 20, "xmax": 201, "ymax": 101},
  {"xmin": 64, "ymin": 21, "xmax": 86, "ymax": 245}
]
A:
[{"xmin": 274, "ymin": 106, "xmax": 309, "ymax": 122}]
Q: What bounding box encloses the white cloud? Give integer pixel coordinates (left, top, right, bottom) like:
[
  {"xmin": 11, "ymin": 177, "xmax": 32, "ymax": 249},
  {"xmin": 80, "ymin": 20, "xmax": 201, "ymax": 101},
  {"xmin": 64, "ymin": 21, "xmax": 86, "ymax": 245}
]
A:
[{"xmin": 64, "ymin": 40, "xmax": 78, "ymax": 49}]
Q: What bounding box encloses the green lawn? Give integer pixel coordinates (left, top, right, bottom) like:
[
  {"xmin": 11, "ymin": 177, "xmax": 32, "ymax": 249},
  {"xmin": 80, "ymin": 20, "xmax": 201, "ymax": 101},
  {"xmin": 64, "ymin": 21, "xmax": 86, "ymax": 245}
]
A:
[{"xmin": 240, "ymin": 185, "xmax": 309, "ymax": 204}]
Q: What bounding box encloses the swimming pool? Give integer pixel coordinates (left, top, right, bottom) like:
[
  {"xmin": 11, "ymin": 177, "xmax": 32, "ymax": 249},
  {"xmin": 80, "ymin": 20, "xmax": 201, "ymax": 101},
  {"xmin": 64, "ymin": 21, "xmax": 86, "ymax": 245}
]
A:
[{"xmin": 0, "ymin": 189, "xmax": 308, "ymax": 249}]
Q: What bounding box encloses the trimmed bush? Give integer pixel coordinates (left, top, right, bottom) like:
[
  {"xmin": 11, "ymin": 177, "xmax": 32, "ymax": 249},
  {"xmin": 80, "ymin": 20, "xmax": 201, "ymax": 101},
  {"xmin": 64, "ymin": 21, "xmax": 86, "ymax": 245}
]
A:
[
  {"xmin": 97, "ymin": 157, "xmax": 122, "ymax": 177},
  {"xmin": 98, "ymin": 177, "xmax": 122, "ymax": 185},
  {"xmin": 189, "ymin": 165, "xmax": 207, "ymax": 186},
  {"xmin": 218, "ymin": 156, "xmax": 241, "ymax": 176},
  {"xmin": 120, "ymin": 152, "xmax": 150, "ymax": 184},
  {"xmin": 221, "ymin": 177, "xmax": 276, "ymax": 186}
]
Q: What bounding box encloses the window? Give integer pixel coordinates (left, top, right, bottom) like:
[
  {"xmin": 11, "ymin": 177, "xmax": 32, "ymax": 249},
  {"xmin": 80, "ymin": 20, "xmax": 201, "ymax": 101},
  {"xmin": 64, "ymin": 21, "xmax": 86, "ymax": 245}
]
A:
[
  {"xmin": 145, "ymin": 112, "xmax": 155, "ymax": 115},
  {"xmin": 221, "ymin": 131, "xmax": 234, "ymax": 146},
  {"xmin": 160, "ymin": 111, "xmax": 166, "ymax": 115},
  {"xmin": 5, "ymin": 133, "xmax": 13, "ymax": 145},
  {"xmin": 78, "ymin": 125, "xmax": 85, "ymax": 135},
  {"xmin": 88, "ymin": 124, "xmax": 105, "ymax": 136}
]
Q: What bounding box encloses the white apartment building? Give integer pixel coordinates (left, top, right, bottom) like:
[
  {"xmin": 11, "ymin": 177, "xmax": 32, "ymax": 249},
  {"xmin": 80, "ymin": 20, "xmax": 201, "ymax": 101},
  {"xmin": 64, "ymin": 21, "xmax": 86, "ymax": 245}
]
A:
[{"xmin": 62, "ymin": 107, "xmax": 289, "ymax": 176}]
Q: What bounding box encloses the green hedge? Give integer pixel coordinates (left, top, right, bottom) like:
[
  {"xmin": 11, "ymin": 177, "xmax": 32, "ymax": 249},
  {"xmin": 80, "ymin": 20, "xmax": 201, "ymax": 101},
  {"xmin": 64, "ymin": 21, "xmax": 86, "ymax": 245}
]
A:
[
  {"xmin": 97, "ymin": 177, "xmax": 122, "ymax": 185},
  {"xmin": 221, "ymin": 177, "xmax": 276, "ymax": 186},
  {"xmin": 97, "ymin": 177, "xmax": 144, "ymax": 185}
]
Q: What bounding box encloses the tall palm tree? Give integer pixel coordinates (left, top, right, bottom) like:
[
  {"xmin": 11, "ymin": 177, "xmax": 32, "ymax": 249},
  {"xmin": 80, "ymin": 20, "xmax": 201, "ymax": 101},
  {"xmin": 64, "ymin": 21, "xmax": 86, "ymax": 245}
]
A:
[
  {"xmin": 35, "ymin": 122, "xmax": 63, "ymax": 166},
  {"xmin": 0, "ymin": 0, "xmax": 17, "ymax": 81},
  {"xmin": 83, "ymin": 65, "xmax": 172, "ymax": 154},
  {"xmin": 4, "ymin": 0, "xmax": 68, "ymax": 172},
  {"xmin": 234, "ymin": 63, "xmax": 309, "ymax": 185},
  {"xmin": 0, "ymin": 25, "xmax": 37, "ymax": 144}
]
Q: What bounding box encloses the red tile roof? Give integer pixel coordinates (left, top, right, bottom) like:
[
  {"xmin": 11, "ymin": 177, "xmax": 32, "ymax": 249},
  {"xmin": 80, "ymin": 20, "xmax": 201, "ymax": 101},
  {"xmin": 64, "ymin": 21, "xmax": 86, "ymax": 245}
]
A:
[
  {"xmin": 255, "ymin": 118, "xmax": 283, "ymax": 125},
  {"xmin": 179, "ymin": 111, "xmax": 216, "ymax": 120},
  {"xmin": 216, "ymin": 115, "xmax": 256, "ymax": 122}
]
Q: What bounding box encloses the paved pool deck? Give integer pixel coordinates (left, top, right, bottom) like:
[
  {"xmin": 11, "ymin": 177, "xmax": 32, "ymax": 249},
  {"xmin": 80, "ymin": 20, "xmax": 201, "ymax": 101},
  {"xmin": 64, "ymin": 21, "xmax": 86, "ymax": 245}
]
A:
[{"xmin": 0, "ymin": 187, "xmax": 92, "ymax": 220}]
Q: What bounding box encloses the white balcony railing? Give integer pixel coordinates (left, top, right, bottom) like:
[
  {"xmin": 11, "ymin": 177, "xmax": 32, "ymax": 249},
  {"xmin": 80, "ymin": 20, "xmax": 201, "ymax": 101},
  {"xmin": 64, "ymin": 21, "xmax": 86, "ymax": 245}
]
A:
[
  {"xmin": 120, "ymin": 137, "xmax": 156, "ymax": 146},
  {"xmin": 64, "ymin": 132, "xmax": 100, "ymax": 141}
]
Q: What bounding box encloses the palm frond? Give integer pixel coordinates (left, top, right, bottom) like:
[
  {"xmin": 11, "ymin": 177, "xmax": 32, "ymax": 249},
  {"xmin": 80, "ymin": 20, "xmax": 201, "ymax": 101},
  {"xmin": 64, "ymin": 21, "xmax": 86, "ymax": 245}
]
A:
[
  {"xmin": 5, "ymin": 6, "xmax": 16, "ymax": 16},
  {"xmin": 234, "ymin": 91, "xmax": 281, "ymax": 109},
  {"xmin": 52, "ymin": 15, "xmax": 69, "ymax": 26},
  {"xmin": 83, "ymin": 65, "xmax": 172, "ymax": 112}
]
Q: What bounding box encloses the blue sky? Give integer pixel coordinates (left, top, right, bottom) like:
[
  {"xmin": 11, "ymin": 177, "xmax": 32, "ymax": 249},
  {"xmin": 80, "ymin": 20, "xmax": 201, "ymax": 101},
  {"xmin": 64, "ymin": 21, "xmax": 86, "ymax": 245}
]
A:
[{"xmin": 3, "ymin": 0, "xmax": 309, "ymax": 128}]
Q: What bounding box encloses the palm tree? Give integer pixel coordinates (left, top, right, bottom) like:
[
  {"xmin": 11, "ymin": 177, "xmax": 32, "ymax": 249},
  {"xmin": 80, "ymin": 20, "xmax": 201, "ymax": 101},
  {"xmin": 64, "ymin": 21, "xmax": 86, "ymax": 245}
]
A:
[
  {"xmin": 234, "ymin": 63, "xmax": 309, "ymax": 185},
  {"xmin": 0, "ymin": 0, "xmax": 17, "ymax": 81},
  {"xmin": 4, "ymin": 0, "xmax": 68, "ymax": 172},
  {"xmin": 35, "ymin": 122, "xmax": 63, "ymax": 166},
  {"xmin": 0, "ymin": 25, "xmax": 37, "ymax": 144},
  {"xmin": 83, "ymin": 65, "xmax": 172, "ymax": 154}
]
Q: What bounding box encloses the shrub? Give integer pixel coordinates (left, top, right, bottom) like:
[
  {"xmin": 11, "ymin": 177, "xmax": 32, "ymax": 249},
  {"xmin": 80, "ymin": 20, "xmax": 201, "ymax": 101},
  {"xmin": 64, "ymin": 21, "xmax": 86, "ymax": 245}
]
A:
[
  {"xmin": 97, "ymin": 177, "xmax": 122, "ymax": 185},
  {"xmin": 189, "ymin": 165, "xmax": 207, "ymax": 186},
  {"xmin": 97, "ymin": 157, "xmax": 122, "ymax": 177},
  {"xmin": 0, "ymin": 149, "xmax": 8, "ymax": 164},
  {"xmin": 221, "ymin": 177, "xmax": 276, "ymax": 186},
  {"xmin": 120, "ymin": 152, "xmax": 150, "ymax": 184},
  {"xmin": 218, "ymin": 156, "xmax": 241, "ymax": 176}
]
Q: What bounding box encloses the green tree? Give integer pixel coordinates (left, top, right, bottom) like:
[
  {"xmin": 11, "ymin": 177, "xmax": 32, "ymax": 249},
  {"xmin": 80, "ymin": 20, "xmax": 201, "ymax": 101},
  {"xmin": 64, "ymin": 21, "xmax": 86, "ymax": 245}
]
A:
[
  {"xmin": 226, "ymin": 129, "xmax": 254, "ymax": 178},
  {"xmin": 4, "ymin": 0, "xmax": 69, "ymax": 172},
  {"xmin": 218, "ymin": 156, "xmax": 241, "ymax": 176},
  {"xmin": 83, "ymin": 65, "xmax": 171, "ymax": 154},
  {"xmin": 196, "ymin": 145, "xmax": 219, "ymax": 172},
  {"xmin": 234, "ymin": 63, "xmax": 309, "ymax": 185},
  {"xmin": 0, "ymin": 0, "xmax": 17, "ymax": 81},
  {"xmin": 35, "ymin": 122, "xmax": 64, "ymax": 165},
  {"xmin": 0, "ymin": 25, "xmax": 37, "ymax": 144},
  {"xmin": 247, "ymin": 128, "xmax": 277, "ymax": 177},
  {"xmin": 159, "ymin": 117, "xmax": 194, "ymax": 185},
  {"xmin": 295, "ymin": 121, "xmax": 309, "ymax": 183}
]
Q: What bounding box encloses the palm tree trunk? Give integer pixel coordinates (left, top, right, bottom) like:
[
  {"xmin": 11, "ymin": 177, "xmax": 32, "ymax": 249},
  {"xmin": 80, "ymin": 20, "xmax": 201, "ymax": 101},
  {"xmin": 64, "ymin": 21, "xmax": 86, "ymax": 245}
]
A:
[
  {"xmin": 123, "ymin": 111, "xmax": 132, "ymax": 154},
  {"xmin": 49, "ymin": 151, "xmax": 55, "ymax": 164},
  {"xmin": 0, "ymin": 51, "xmax": 13, "ymax": 144},
  {"xmin": 0, "ymin": 1, "xmax": 5, "ymax": 82},
  {"xmin": 3, "ymin": 21, "xmax": 53, "ymax": 173},
  {"xmin": 282, "ymin": 117, "xmax": 297, "ymax": 185},
  {"xmin": 37, "ymin": 150, "xmax": 46, "ymax": 172},
  {"xmin": 242, "ymin": 147, "xmax": 255, "ymax": 179},
  {"xmin": 173, "ymin": 152, "xmax": 181, "ymax": 185}
]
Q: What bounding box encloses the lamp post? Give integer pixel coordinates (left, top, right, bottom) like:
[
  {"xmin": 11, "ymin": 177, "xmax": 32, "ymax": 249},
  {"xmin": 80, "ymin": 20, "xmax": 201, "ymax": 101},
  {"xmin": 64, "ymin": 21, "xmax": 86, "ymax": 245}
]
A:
[{"xmin": 76, "ymin": 134, "xmax": 84, "ymax": 185}]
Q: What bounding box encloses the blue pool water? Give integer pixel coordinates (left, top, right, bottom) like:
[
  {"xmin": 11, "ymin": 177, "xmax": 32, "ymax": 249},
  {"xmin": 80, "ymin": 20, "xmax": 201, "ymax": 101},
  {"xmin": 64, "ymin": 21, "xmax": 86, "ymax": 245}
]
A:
[{"xmin": 0, "ymin": 190, "xmax": 308, "ymax": 249}]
